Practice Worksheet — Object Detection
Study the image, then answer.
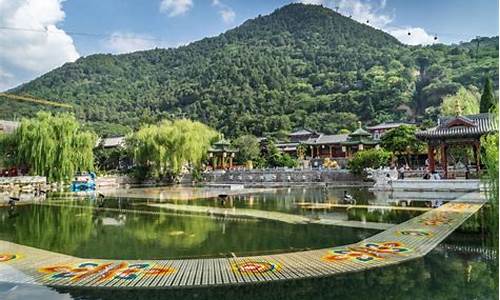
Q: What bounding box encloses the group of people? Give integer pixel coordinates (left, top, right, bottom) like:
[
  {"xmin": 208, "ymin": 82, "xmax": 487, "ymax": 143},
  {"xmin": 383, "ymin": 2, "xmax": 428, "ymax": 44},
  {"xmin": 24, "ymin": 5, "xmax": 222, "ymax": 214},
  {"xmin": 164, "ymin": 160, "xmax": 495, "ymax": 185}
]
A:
[{"xmin": 423, "ymin": 171, "xmax": 442, "ymax": 180}]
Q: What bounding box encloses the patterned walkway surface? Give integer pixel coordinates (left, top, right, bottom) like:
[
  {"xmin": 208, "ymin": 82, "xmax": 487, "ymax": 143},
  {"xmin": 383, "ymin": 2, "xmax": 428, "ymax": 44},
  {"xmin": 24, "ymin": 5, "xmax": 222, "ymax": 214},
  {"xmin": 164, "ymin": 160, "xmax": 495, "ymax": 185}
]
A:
[{"xmin": 0, "ymin": 194, "xmax": 485, "ymax": 289}]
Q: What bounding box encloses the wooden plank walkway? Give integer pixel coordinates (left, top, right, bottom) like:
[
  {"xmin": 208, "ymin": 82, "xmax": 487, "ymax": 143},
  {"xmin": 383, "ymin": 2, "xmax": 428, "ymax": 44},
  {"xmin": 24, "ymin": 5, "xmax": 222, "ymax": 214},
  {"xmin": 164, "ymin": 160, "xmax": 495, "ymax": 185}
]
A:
[
  {"xmin": 0, "ymin": 193, "xmax": 485, "ymax": 289},
  {"xmin": 148, "ymin": 202, "xmax": 394, "ymax": 230}
]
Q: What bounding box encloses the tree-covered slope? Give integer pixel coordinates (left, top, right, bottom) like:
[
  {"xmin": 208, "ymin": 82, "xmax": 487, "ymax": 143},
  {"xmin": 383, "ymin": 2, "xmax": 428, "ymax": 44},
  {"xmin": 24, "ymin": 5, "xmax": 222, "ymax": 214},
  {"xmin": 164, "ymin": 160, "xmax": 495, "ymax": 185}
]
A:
[{"xmin": 3, "ymin": 3, "xmax": 498, "ymax": 137}]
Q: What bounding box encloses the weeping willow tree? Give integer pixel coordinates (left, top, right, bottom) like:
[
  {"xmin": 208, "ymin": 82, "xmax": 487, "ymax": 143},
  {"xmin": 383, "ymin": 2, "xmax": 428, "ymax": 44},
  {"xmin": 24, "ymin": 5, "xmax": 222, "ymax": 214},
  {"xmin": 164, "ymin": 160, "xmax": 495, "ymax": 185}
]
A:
[
  {"xmin": 13, "ymin": 112, "xmax": 96, "ymax": 182},
  {"xmin": 128, "ymin": 119, "xmax": 218, "ymax": 179}
]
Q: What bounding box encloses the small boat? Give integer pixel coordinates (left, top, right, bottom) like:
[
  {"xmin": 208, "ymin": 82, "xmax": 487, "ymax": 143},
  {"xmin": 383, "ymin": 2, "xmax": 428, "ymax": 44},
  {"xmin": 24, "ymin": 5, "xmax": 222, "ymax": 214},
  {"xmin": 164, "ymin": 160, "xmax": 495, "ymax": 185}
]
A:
[{"xmin": 71, "ymin": 172, "xmax": 96, "ymax": 192}]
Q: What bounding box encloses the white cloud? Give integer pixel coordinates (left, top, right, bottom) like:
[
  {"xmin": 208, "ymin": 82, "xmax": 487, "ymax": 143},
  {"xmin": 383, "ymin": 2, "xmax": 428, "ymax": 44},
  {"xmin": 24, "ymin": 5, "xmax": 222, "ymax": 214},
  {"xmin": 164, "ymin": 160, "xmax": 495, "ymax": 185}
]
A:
[
  {"xmin": 389, "ymin": 27, "xmax": 436, "ymax": 45},
  {"xmin": 220, "ymin": 8, "xmax": 236, "ymax": 23},
  {"xmin": 0, "ymin": 0, "xmax": 79, "ymax": 91},
  {"xmin": 337, "ymin": 0, "xmax": 393, "ymax": 29},
  {"xmin": 212, "ymin": 0, "xmax": 236, "ymax": 24},
  {"xmin": 105, "ymin": 32, "xmax": 159, "ymax": 54},
  {"xmin": 160, "ymin": 0, "xmax": 193, "ymax": 17},
  {"xmin": 296, "ymin": 0, "xmax": 437, "ymax": 46}
]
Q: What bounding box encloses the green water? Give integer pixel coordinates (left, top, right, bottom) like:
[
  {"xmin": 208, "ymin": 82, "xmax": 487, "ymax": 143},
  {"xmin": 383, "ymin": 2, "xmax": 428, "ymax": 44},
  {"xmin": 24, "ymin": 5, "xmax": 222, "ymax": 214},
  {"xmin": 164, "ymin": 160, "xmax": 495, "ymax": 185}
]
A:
[
  {"xmin": 0, "ymin": 202, "xmax": 376, "ymax": 259},
  {"xmin": 0, "ymin": 187, "xmax": 496, "ymax": 299},
  {"xmin": 0, "ymin": 186, "xmax": 433, "ymax": 259}
]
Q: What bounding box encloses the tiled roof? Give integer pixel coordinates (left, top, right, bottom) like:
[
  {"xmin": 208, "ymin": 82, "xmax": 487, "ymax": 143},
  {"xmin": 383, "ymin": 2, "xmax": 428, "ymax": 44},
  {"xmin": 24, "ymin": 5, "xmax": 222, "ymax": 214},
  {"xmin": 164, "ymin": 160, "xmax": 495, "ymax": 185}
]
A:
[
  {"xmin": 289, "ymin": 129, "xmax": 317, "ymax": 136},
  {"xmin": 366, "ymin": 122, "xmax": 411, "ymax": 130},
  {"xmin": 349, "ymin": 127, "xmax": 371, "ymax": 137},
  {"xmin": 305, "ymin": 134, "xmax": 348, "ymax": 145},
  {"xmin": 416, "ymin": 113, "xmax": 498, "ymax": 140},
  {"xmin": 101, "ymin": 136, "xmax": 126, "ymax": 148},
  {"xmin": 276, "ymin": 142, "xmax": 299, "ymax": 147}
]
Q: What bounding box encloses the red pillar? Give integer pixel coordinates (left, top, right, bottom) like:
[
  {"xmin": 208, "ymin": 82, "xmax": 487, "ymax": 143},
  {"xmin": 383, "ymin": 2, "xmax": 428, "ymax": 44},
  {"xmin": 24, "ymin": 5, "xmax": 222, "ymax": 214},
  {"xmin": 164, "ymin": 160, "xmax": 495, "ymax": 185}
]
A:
[
  {"xmin": 441, "ymin": 144, "xmax": 448, "ymax": 179},
  {"xmin": 427, "ymin": 145, "xmax": 435, "ymax": 172},
  {"xmin": 474, "ymin": 141, "xmax": 481, "ymax": 174}
]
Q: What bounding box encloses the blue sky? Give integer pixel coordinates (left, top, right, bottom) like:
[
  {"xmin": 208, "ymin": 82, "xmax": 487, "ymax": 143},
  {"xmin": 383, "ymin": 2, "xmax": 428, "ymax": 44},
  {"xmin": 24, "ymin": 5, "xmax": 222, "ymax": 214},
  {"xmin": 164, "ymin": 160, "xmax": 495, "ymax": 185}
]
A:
[{"xmin": 0, "ymin": 0, "xmax": 498, "ymax": 90}]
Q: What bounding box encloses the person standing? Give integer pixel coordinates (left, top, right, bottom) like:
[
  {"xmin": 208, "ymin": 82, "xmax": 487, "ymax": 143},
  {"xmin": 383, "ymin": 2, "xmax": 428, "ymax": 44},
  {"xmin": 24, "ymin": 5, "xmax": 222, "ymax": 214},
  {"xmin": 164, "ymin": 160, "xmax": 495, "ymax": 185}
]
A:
[{"xmin": 398, "ymin": 165, "xmax": 405, "ymax": 179}]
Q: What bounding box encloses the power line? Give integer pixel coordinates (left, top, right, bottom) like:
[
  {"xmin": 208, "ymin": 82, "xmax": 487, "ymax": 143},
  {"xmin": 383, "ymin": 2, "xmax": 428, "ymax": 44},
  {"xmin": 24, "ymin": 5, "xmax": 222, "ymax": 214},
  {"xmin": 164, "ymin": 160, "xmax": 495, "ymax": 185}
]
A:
[{"xmin": 0, "ymin": 26, "xmax": 171, "ymax": 43}]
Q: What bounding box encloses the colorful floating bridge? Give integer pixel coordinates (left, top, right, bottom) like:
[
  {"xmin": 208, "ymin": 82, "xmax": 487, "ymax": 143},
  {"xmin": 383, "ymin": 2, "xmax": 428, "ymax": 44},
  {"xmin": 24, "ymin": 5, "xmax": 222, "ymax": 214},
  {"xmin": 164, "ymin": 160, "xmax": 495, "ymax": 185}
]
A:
[{"xmin": 0, "ymin": 193, "xmax": 485, "ymax": 289}]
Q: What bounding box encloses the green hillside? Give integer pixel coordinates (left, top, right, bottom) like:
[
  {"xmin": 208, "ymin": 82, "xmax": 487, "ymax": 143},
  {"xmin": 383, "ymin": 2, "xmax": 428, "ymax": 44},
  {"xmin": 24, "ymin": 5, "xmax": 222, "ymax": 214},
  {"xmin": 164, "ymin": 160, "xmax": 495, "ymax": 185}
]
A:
[{"xmin": 2, "ymin": 3, "xmax": 498, "ymax": 137}]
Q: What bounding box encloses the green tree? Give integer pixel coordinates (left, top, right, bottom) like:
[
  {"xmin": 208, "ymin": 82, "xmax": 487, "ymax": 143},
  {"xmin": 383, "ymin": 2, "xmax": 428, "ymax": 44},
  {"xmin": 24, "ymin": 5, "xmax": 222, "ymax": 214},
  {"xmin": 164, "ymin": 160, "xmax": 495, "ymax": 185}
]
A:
[
  {"xmin": 348, "ymin": 148, "xmax": 392, "ymax": 176},
  {"xmin": 231, "ymin": 135, "xmax": 261, "ymax": 165},
  {"xmin": 441, "ymin": 87, "xmax": 480, "ymax": 116},
  {"xmin": 8, "ymin": 112, "xmax": 96, "ymax": 182},
  {"xmin": 480, "ymin": 77, "xmax": 496, "ymax": 113},
  {"xmin": 127, "ymin": 119, "xmax": 218, "ymax": 180},
  {"xmin": 380, "ymin": 125, "xmax": 424, "ymax": 166},
  {"xmin": 0, "ymin": 132, "xmax": 17, "ymax": 168},
  {"xmin": 262, "ymin": 141, "xmax": 297, "ymax": 168}
]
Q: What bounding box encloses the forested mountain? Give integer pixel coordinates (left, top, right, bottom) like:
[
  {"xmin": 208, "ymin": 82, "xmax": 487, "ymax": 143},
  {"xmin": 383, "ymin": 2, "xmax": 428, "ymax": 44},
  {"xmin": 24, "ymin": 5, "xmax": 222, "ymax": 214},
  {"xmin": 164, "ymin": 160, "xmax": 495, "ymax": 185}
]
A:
[{"xmin": 1, "ymin": 3, "xmax": 498, "ymax": 137}]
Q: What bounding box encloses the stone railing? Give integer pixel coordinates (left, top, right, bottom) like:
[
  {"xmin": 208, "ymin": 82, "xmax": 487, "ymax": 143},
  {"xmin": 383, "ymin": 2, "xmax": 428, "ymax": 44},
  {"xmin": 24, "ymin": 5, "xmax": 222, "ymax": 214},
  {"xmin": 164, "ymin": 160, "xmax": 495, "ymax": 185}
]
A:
[
  {"xmin": 202, "ymin": 169, "xmax": 361, "ymax": 184},
  {"xmin": 0, "ymin": 176, "xmax": 46, "ymax": 192},
  {"xmin": 390, "ymin": 179, "xmax": 482, "ymax": 192}
]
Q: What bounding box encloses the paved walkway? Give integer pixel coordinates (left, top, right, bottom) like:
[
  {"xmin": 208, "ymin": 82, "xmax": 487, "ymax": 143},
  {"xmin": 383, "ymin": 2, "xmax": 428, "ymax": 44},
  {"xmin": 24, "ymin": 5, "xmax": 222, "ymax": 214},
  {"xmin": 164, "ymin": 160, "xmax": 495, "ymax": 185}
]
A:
[{"xmin": 0, "ymin": 194, "xmax": 485, "ymax": 289}]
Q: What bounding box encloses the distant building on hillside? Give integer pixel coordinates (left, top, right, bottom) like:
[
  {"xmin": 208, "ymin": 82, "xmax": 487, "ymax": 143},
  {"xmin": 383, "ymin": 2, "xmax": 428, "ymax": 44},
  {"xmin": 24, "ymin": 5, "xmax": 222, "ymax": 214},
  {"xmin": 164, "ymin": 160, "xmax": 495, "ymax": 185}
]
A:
[
  {"xmin": 100, "ymin": 136, "xmax": 126, "ymax": 148},
  {"xmin": 366, "ymin": 122, "xmax": 412, "ymax": 140},
  {"xmin": 0, "ymin": 120, "xmax": 20, "ymax": 134},
  {"xmin": 288, "ymin": 128, "xmax": 320, "ymax": 142}
]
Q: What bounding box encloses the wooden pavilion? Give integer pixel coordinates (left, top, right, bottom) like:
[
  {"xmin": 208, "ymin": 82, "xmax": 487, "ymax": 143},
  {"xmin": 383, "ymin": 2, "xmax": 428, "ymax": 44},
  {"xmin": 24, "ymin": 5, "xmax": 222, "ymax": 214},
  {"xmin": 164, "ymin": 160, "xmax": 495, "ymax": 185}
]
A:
[
  {"xmin": 416, "ymin": 113, "xmax": 497, "ymax": 179},
  {"xmin": 340, "ymin": 122, "xmax": 379, "ymax": 158},
  {"xmin": 207, "ymin": 138, "xmax": 238, "ymax": 170}
]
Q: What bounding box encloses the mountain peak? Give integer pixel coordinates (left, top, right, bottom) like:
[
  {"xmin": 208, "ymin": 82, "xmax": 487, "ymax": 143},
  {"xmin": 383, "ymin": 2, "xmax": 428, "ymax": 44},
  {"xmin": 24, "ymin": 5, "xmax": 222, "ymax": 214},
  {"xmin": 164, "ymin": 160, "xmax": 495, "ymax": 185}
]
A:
[
  {"xmin": 4, "ymin": 4, "xmax": 496, "ymax": 139},
  {"xmin": 229, "ymin": 2, "xmax": 400, "ymax": 48}
]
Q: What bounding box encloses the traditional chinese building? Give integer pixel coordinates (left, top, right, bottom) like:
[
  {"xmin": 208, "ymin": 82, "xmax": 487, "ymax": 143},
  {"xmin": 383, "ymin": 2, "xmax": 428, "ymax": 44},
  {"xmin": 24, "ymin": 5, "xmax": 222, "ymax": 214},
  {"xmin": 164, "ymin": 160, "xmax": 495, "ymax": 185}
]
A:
[
  {"xmin": 288, "ymin": 128, "xmax": 320, "ymax": 142},
  {"xmin": 416, "ymin": 113, "xmax": 497, "ymax": 178},
  {"xmin": 99, "ymin": 136, "xmax": 126, "ymax": 148},
  {"xmin": 366, "ymin": 122, "xmax": 412, "ymax": 140},
  {"xmin": 265, "ymin": 128, "xmax": 320, "ymax": 156},
  {"xmin": 208, "ymin": 138, "xmax": 238, "ymax": 170},
  {"xmin": 340, "ymin": 123, "xmax": 379, "ymax": 158},
  {"xmin": 305, "ymin": 134, "xmax": 349, "ymax": 158}
]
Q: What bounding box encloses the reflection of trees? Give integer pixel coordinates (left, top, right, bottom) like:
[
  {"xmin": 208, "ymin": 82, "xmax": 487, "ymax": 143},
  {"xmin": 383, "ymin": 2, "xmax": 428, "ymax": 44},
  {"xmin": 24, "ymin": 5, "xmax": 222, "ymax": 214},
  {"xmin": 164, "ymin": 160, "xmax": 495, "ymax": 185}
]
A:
[
  {"xmin": 123, "ymin": 211, "xmax": 218, "ymax": 250},
  {"xmin": 347, "ymin": 208, "xmax": 419, "ymax": 224},
  {"xmin": 0, "ymin": 204, "xmax": 94, "ymax": 253}
]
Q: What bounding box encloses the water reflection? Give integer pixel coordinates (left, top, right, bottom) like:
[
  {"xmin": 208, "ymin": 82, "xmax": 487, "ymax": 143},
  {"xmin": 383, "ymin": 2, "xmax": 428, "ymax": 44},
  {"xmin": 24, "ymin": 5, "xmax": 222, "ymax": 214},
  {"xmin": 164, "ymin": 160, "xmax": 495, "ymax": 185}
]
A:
[{"xmin": 0, "ymin": 201, "xmax": 375, "ymax": 259}]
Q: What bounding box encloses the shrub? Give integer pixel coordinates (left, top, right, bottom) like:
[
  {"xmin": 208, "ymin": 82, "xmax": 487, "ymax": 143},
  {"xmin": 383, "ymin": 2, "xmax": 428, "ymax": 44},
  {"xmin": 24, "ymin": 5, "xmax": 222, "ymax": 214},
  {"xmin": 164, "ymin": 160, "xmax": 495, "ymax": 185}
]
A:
[{"xmin": 348, "ymin": 148, "xmax": 392, "ymax": 176}]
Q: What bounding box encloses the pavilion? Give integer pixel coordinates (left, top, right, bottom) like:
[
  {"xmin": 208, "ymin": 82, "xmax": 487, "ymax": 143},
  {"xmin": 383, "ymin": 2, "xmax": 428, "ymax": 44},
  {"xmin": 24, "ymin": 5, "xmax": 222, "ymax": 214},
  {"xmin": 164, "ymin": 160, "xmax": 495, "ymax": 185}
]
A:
[
  {"xmin": 208, "ymin": 138, "xmax": 238, "ymax": 170},
  {"xmin": 416, "ymin": 113, "xmax": 497, "ymax": 179},
  {"xmin": 340, "ymin": 122, "xmax": 379, "ymax": 158}
]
